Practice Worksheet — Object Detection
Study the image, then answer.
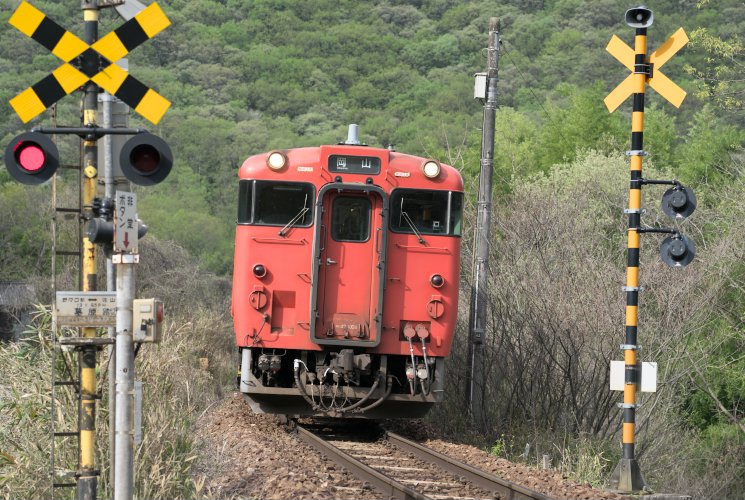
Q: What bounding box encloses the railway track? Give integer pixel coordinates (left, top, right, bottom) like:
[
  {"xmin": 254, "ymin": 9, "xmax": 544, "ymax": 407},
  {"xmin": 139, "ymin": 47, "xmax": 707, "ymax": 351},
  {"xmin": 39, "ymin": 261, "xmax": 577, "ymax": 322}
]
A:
[{"xmin": 296, "ymin": 423, "xmax": 556, "ymax": 500}]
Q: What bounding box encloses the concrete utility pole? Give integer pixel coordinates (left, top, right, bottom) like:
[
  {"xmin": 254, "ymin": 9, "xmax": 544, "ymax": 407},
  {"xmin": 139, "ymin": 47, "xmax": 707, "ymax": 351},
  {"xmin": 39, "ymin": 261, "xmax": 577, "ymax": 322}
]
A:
[
  {"xmin": 102, "ymin": 85, "xmax": 132, "ymax": 495},
  {"xmin": 114, "ymin": 250, "xmax": 135, "ymax": 500},
  {"xmin": 467, "ymin": 17, "xmax": 500, "ymax": 427}
]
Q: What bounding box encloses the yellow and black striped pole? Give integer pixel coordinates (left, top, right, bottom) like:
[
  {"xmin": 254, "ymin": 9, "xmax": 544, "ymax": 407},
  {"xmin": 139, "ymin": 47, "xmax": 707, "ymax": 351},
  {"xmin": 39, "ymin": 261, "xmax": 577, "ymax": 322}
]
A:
[
  {"xmin": 79, "ymin": 4, "xmax": 99, "ymax": 500},
  {"xmin": 605, "ymin": 6, "xmax": 692, "ymax": 493},
  {"xmin": 613, "ymin": 25, "xmax": 649, "ymax": 493}
]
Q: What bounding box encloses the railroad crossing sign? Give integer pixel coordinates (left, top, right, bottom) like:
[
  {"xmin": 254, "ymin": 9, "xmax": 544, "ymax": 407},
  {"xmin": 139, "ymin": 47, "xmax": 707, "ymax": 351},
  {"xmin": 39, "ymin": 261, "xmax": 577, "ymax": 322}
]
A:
[
  {"xmin": 115, "ymin": 190, "xmax": 139, "ymax": 253},
  {"xmin": 8, "ymin": 1, "xmax": 171, "ymax": 124},
  {"xmin": 604, "ymin": 27, "xmax": 689, "ymax": 112}
]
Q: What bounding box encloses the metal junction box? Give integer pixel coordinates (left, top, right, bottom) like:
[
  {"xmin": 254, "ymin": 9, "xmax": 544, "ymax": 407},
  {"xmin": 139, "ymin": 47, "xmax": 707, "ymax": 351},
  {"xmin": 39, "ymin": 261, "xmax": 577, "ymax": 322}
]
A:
[
  {"xmin": 474, "ymin": 73, "xmax": 487, "ymax": 99},
  {"xmin": 133, "ymin": 298, "xmax": 163, "ymax": 343}
]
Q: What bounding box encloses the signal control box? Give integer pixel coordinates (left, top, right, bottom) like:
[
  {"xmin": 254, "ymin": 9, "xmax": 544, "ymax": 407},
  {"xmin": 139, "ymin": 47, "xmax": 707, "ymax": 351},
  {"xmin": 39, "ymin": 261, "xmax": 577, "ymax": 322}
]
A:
[{"xmin": 133, "ymin": 298, "xmax": 164, "ymax": 343}]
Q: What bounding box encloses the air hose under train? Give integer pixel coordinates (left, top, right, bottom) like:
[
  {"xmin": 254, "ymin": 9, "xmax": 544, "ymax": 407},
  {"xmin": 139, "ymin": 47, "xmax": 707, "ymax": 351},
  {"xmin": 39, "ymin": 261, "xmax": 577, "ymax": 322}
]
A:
[{"xmin": 293, "ymin": 359, "xmax": 393, "ymax": 414}]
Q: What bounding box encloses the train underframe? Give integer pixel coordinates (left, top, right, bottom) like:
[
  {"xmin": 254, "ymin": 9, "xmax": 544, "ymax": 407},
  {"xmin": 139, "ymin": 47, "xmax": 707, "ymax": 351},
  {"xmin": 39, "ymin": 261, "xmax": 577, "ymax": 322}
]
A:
[{"xmin": 238, "ymin": 347, "xmax": 445, "ymax": 418}]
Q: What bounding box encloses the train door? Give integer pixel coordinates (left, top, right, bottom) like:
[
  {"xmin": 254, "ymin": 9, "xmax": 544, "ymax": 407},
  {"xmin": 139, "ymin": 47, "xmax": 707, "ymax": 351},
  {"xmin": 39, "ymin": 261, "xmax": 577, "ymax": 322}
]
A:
[{"xmin": 311, "ymin": 185, "xmax": 387, "ymax": 346}]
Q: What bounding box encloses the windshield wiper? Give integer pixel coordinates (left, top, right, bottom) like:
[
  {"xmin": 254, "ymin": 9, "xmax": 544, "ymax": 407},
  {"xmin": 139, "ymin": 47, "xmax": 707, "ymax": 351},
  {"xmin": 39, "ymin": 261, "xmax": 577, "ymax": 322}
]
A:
[
  {"xmin": 278, "ymin": 195, "xmax": 309, "ymax": 237},
  {"xmin": 400, "ymin": 210, "xmax": 426, "ymax": 245}
]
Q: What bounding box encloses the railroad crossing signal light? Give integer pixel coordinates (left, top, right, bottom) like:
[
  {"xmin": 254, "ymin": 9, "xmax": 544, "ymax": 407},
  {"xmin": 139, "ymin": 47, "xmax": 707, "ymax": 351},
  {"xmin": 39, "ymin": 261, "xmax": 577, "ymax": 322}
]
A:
[
  {"xmin": 661, "ymin": 186, "xmax": 697, "ymax": 220},
  {"xmin": 120, "ymin": 133, "xmax": 173, "ymax": 186},
  {"xmin": 660, "ymin": 234, "xmax": 695, "ymax": 268},
  {"xmin": 3, "ymin": 132, "xmax": 59, "ymax": 184},
  {"xmin": 625, "ymin": 6, "xmax": 653, "ymax": 28}
]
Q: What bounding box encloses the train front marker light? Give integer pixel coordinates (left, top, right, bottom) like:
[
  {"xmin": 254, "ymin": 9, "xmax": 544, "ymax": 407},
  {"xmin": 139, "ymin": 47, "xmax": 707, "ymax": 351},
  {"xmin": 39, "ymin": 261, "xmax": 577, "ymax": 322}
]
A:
[
  {"xmin": 662, "ymin": 186, "xmax": 696, "ymax": 220},
  {"xmin": 120, "ymin": 132, "xmax": 173, "ymax": 186},
  {"xmin": 4, "ymin": 132, "xmax": 59, "ymax": 185},
  {"xmin": 430, "ymin": 274, "xmax": 444, "ymax": 288},
  {"xmin": 253, "ymin": 264, "xmax": 267, "ymax": 279}
]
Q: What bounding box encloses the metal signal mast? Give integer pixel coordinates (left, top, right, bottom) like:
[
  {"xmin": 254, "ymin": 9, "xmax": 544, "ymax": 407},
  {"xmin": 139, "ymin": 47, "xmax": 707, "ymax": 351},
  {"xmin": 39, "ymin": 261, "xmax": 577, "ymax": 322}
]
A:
[{"xmin": 468, "ymin": 17, "xmax": 500, "ymax": 427}]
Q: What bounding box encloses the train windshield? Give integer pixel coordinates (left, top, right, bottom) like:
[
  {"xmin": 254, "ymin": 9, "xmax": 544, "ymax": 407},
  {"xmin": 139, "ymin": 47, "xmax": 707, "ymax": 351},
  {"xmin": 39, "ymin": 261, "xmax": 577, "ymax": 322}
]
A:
[
  {"xmin": 237, "ymin": 180, "xmax": 314, "ymax": 227},
  {"xmin": 390, "ymin": 189, "xmax": 463, "ymax": 236}
]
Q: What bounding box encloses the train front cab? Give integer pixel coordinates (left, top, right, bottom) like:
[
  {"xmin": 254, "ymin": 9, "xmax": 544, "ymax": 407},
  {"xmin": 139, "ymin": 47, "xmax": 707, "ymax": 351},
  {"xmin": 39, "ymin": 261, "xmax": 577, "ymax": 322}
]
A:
[{"xmin": 233, "ymin": 145, "xmax": 463, "ymax": 418}]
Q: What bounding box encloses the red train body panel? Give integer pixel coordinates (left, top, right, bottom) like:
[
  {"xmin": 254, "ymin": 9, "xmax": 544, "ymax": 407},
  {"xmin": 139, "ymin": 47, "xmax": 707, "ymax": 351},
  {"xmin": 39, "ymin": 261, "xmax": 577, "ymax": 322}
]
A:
[{"xmin": 232, "ymin": 131, "xmax": 463, "ymax": 417}]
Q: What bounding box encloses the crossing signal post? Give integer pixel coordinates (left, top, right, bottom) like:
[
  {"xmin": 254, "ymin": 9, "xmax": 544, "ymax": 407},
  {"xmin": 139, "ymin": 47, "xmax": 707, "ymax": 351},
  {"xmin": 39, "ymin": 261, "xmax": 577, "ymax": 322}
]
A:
[
  {"xmin": 3, "ymin": 2, "xmax": 173, "ymax": 500},
  {"xmin": 604, "ymin": 6, "xmax": 695, "ymax": 493}
]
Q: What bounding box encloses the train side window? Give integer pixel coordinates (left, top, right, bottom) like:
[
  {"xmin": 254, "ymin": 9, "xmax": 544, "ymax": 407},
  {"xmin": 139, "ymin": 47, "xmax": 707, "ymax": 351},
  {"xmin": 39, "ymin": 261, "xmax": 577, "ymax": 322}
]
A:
[
  {"xmin": 238, "ymin": 180, "xmax": 314, "ymax": 227},
  {"xmin": 449, "ymin": 192, "xmax": 463, "ymax": 236},
  {"xmin": 331, "ymin": 196, "xmax": 371, "ymax": 242},
  {"xmin": 390, "ymin": 189, "xmax": 462, "ymax": 236},
  {"xmin": 238, "ymin": 180, "xmax": 253, "ymax": 223}
]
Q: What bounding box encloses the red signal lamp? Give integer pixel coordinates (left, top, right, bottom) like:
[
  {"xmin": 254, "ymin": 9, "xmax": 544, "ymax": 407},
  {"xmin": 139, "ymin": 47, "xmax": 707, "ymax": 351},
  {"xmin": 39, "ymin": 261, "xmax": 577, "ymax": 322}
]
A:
[
  {"xmin": 120, "ymin": 132, "xmax": 173, "ymax": 186},
  {"xmin": 4, "ymin": 132, "xmax": 59, "ymax": 185}
]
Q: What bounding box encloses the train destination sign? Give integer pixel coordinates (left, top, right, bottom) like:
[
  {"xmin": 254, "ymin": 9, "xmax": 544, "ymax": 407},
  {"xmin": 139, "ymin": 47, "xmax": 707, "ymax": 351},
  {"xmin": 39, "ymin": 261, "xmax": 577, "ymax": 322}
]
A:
[
  {"xmin": 55, "ymin": 291, "xmax": 117, "ymax": 327},
  {"xmin": 328, "ymin": 155, "xmax": 381, "ymax": 175}
]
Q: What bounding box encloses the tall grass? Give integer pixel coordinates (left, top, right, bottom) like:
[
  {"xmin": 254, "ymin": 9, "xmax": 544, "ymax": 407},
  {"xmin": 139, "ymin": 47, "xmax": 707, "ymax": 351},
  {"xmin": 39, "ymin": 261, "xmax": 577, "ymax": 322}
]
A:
[{"xmin": 0, "ymin": 301, "xmax": 234, "ymax": 499}]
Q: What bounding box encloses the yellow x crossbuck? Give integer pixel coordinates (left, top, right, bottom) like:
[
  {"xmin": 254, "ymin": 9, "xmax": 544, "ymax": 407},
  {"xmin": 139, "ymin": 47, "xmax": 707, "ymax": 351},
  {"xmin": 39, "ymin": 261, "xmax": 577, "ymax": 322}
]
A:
[
  {"xmin": 9, "ymin": 1, "xmax": 171, "ymax": 124},
  {"xmin": 604, "ymin": 28, "xmax": 689, "ymax": 113}
]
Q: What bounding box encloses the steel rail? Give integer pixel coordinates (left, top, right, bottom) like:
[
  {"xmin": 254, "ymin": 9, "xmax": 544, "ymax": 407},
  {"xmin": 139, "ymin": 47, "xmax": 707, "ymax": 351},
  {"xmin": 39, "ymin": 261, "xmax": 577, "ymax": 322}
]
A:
[
  {"xmin": 296, "ymin": 426, "xmax": 431, "ymax": 500},
  {"xmin": 386, "ymin": 431, "xmax": 556, "ymax": 500}
]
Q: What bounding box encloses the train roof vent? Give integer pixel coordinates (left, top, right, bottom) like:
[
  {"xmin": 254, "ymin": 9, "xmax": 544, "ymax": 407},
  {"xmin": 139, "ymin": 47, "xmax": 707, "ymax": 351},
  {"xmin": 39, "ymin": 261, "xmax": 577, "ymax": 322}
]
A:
[{"xmin": 340, "ymin": 124, "xmax": 367, "ymax": 146}]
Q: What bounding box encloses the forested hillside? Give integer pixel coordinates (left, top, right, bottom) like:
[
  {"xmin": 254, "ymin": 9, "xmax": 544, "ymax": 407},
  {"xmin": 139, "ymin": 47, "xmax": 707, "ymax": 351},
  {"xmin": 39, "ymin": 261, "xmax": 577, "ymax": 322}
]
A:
[
  {"xmin": 1, "ymin": 0, "xmax": 743, "ymax": 497},
  {"xmin": 1, "ymin": 0, "xmax": 742, "ymax": 274}
]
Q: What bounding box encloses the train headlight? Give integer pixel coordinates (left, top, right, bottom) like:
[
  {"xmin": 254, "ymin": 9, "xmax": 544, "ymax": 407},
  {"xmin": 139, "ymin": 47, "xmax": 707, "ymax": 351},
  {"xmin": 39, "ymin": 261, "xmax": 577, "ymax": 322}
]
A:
[
  {"xmin": 422, "ymin": 160, "xmax": 441, "ymax": 179},
  {"xmin": 266, "ymin": 151, "xmax": 287, "ymax": 171}
]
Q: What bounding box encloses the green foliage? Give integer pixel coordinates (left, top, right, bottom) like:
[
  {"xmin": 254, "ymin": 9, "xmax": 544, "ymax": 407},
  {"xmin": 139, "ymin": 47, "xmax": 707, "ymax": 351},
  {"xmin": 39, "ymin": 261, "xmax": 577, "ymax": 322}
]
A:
[
  {"xmin": 535, "ymin": 82, "xmax": 626, "ymax": 167},
  {"xmin": 2, "ymin": 0, "xmax": 741, "ymax": 278},
  {"xmin": 138, "ymin": 168, "xmax": 233, "ymax": 274},
  {"xmin": 684, "ymin": 27, "xmax": 745, "ymax": 110},
  {"xmin": 0, "ymin": 182, "xmax": 51, "ymax": 278},
  {"xmin": 676, "ymin": 106, "xmax": 745, "ymax": 187}
]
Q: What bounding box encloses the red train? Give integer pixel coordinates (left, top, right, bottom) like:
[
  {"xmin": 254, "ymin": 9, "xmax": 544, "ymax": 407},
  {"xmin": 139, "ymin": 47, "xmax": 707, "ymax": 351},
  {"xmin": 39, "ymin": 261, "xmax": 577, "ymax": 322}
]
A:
[{"xmin": 232, "ymin": 126, "xmax": 463, "ymax": 417}]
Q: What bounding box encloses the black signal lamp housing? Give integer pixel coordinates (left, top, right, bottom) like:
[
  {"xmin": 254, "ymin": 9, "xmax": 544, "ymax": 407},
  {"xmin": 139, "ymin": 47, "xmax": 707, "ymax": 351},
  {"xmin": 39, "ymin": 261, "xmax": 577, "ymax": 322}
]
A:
[
  {"xmin": 660, "ymin": 234, "xmax": 695, "ymax": 268},
  {"xmin": 661, "ymin": 186, "xmax": 696, "ymax": 220},
  {"xmin": 4, "ymin": 132, "xmax": 59, "ymax": 185},
  {"xmin": 120, "ymin": 132, "xmax": 173, "ymax": 186}
]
